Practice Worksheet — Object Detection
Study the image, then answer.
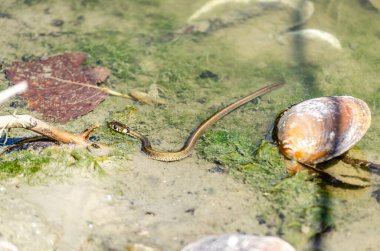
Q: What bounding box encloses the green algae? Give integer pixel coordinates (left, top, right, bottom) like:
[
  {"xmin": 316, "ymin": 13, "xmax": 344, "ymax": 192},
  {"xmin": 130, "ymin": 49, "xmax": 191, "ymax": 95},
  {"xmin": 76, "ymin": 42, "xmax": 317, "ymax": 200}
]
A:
[
  {"xmin": 23, "ymin": 0, "xmax": 43, "ymax": 6},
  {"xmin": 71, "ymin": 36, "xmax": 141, "ymax": 80},
  {"xmin": 198, "ymin": 130, "xmax": 255, "ymax": 165},
  {"xmin": 198, "ymin": 136, "xmax": 328, "ymax": 244},
  {"xmin": 0, "ymin": 0, "xmax": 379, "ymax": 250},
  {"xmin": 0, "ymin": 151, "xmax": 50, "ymax": 179},
  {"xmin": 108, "ymin": 106, "xmax": 138, "ymax": 124},
  {"xmin": 69, "ymin": 148, "xmax": 107, "ymax": 175},
  {"xmin": 198, "ymin": 134, "xmax": 377, "ymax": 248},
  {"xmin": 0, "ymin": 145, "xmax": 111, "ymax": 181}
]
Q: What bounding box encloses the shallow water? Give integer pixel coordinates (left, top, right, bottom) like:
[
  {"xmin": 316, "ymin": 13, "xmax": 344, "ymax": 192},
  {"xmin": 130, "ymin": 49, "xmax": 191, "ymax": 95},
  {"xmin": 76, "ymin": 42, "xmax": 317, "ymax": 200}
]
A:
[{"xmin": 0, "ymin": 0, "xmax": 379, "ymax": 250}]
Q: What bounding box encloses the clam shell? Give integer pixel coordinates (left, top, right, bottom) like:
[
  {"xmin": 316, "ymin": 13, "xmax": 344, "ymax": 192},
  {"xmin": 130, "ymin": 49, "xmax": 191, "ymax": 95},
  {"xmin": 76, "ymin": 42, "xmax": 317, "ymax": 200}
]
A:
[
  {"xmin": 275, "ymin": 96, "xmax": 371, "ymax": 165},
  {"xmin": 280, "ymin": 29, "xmax": 342, "ymax": 50},
  {"xmin": 183, "ymin": 0, "xmax": 314, "ymax": 33},
  {"xmin": 369, "ymin": 0, "xmax": 380, "ymax": 10}
]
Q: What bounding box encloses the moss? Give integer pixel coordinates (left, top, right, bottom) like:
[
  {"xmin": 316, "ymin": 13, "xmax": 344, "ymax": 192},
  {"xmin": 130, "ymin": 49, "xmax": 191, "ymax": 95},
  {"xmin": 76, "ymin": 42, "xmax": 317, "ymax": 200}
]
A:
[
  {"xmin": 77, "ymin": 0, "xmax": 100, "ymax": 7},
  {"xmin": 147, "ymin": 12, "xmax": 176, "ymax": 34},
  {"xmin": 128, "ymin": 0, "xmax": 160, "ymax": 6},
  {"xmin": 108, "ymin": 106, "xmax": 138, "ymax": 124},
  {"xmin": 69, "ymin": 148, "xmax": 106, "ymax": 175},
  {"xmin": 23, "ymin": 0, "xmax": 43, "ymax": 6},
  {"xmin": 198, "ymin": 138, "xmax": 336, "ymax": 246},
  {"xmin": 236, "ymin": 140, "xmax": 288, "ymax": 189},
  {"xmin": 0, "ymin": 161, "xmax": 23, "ymax": 176},
  {"xmin": 238, "ymin": 142, "xmax": 334, "ymax": 246},
  {"xmin": 68, "ymin": 35, "xmax": 141, "ymax": 81},
  {"xmin": 0, "ymin": 144, "xmax": 113, "ymax": 181},
  {"xmin": 197, "ymin": 130, "xmax": 255, "ymax": 165},
  {"xmin": 0, "ymin": 151, "xmax": 50, "ymax": 179}
]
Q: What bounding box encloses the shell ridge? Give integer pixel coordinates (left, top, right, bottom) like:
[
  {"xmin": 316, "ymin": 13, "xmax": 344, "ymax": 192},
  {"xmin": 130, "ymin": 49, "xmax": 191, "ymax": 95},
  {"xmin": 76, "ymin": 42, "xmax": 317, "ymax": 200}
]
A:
[{"xmin": 276, "ymin": 96, "xmax": 371, "ymax": 165}]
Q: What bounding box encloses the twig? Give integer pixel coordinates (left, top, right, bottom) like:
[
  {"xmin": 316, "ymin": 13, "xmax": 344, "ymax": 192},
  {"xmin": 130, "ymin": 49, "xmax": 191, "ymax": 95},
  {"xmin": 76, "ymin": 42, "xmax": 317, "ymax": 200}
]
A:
[
  {"xmin": 0, "ymin": 81, "xmax": 28, "ymax": 143},
  {"xmin": 0, "ymin": 81, "xmax": 28, "ymax": 104},
  {"xmin": 0, "ymin": 84, "xmax": 102, "ymax": 150},
  {"xmin": 47, "ymin": 76, "xmax": 132, "ymax": 99},
  {"xmin": 0, "ymin": 115, "xmax": 96, "ymax": 146}
]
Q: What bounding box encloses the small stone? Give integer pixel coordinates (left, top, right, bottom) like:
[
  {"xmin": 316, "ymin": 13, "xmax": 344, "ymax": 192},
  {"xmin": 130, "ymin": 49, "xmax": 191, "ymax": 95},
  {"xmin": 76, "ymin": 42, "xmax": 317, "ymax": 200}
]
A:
[
  {"xmin": 51, "ymin": 19, "xmax": 64, "ymax": 27},
  {"xmin": 74, "ymin": 15, "xmax": 85, "ymax": 25},
  {"xmin": 21, "ymin": 54, "xmax": 38, "ymax": 62},
  {"xmin": 208, "ymin": 164, "xmax": 225, "ymax": 173},
  {"xmin": 0, "ymin": 240, "xmax": 19, "ymax": 251},
  {"xmin": 185, "ymin": 208, "xmax": 196, "ymax": 215},
  {"xmin": 9, "ymin": 100, "xmax": 27, "ymax": 108},
  {"xmin": 199, "ymin": 70, "xmax": 219, "ymax": 81},
  {"xmin": 256, "ymin": 215, "xmax": 266, "ymax": 225},
  {"xmin": 181, "ymin": 234, "xmax": 295, "ymax": 251},
  {"xmin": 127, "ymin": 243, "xmax": 158, "ymax": 251},
  {"xmin": 89, "ymin": 135, "xmax": 99, "ymax": 141},
  {"xmin": 0, "ymin": 12, "xmax": 11, "ymax": 19},
  {"xmin": 371, "ymin": 189, "xmax": 380, "ymax": 204}
]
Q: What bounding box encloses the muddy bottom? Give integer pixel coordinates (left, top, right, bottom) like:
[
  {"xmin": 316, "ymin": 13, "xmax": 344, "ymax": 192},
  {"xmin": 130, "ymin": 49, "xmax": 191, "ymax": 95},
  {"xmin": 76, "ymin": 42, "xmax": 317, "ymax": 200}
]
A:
[
  {"xmin": 1, "ymin": 152, "xmax": 379, "ymax": 251},
  {"xmin": 0, "ymin": 0, "xmax": 379, "ymax": 250},
  {"xmin": 0, "ymin": 154, "xmax": 268, "ymax": 251}
]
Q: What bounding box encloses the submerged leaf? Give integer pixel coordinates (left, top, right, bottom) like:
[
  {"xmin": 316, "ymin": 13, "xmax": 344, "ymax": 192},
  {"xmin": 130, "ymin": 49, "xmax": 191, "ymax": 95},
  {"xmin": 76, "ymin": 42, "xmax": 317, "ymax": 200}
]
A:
[
  {"xmin": 5, "ymin": 52, "xmax": 111, "ymax": 122},
  {"xmin": 129, "ymin": 84, "xmax": 167, "ymax": 105}
]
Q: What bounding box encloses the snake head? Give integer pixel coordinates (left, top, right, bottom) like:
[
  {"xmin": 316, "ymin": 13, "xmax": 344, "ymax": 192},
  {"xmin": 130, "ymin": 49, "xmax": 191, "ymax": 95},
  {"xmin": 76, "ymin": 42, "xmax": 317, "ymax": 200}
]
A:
[{"xmin": 109, "ymin": 121, "xmax": 130, "ymax": 134}]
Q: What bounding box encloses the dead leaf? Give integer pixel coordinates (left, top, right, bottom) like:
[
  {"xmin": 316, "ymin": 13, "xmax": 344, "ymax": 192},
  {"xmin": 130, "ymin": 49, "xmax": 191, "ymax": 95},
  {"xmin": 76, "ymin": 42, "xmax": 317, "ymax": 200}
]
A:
[{"xmin": 5, "ymin": 52, "xmax": 111, "ymax": 122}]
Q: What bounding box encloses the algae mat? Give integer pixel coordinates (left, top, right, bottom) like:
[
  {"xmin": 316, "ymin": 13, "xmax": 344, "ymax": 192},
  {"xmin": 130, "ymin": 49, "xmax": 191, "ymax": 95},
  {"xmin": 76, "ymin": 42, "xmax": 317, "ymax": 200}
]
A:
[{"xmin": 0, "ymin": 0, "xmax": 380, "ymax": 250}]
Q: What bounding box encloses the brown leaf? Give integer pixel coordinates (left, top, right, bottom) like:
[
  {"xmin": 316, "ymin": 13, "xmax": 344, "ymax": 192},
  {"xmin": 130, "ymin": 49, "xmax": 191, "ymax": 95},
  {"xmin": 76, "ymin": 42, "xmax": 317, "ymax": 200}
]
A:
[{"xmin": 5, "ymin": 52, "xmax": 111, "ymax": 122}]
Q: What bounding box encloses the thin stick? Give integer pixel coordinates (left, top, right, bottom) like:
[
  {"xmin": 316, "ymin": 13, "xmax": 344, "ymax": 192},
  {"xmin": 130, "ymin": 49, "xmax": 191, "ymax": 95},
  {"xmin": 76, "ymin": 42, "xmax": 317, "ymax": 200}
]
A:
[
  {"xmin": 0, "ymin": 115, "xmax": 94, "ymax": 146},
  {"xmin": 47, "ymin": 76, "xmax": 132, "ymax": 99},
  {"xmin": 0, "ymin": 84, "xmax": 100, "ymax": 149},
  {"xmin": 0, "ymin": 81, "xmax": 28, "ymax": 104}
]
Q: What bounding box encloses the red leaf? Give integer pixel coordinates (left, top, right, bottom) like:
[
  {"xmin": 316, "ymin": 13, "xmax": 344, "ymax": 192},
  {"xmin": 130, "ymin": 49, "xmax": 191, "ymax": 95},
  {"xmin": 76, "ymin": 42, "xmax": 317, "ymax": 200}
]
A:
[{"xmin": 5, "ymin": 52, "xmax": 111, "ymax": 122}]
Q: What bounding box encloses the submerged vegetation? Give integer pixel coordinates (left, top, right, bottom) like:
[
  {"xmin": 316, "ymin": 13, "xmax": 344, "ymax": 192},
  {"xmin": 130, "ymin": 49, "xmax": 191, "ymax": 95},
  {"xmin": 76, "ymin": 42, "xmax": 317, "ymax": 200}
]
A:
[
  {"xmin": 0, "ymin": 0, "xmax": 379, "ymax": 250},
  {"xmin": 198, "ymin": 134, "xmax": 375, "ymax": 247},
  {"xmin": 198, "ymin": 133, "xmax": 330, "ymax": 245},
  {"xmin": 0, "ymin": 151, "xmax": 49, "ymax": 178},
  {"xmin": 0, "ymin": 146, "xmax": 107, "ymax": 181}
]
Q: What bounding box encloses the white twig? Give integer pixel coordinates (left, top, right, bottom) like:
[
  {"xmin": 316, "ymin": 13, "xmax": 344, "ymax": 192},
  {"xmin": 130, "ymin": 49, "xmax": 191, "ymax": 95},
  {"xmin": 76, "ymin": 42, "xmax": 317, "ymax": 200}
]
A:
[
  {"xmin": 0, "ymin": 81, "xmax": 28, "ymax": 104},
  {"xmin": 0, "ymin": 115, "xmax": 93, "ymax": 146},
  {"xmin": 0, "ymin": 115, "xmax": 38, "ymax": 130},
  {"xmin": 0, "ymin": 81, "xmax": 28, "ymax": 141},
  {"xmin": 0, "ymin": 83, "xmax": 105, "ymax": 149}
]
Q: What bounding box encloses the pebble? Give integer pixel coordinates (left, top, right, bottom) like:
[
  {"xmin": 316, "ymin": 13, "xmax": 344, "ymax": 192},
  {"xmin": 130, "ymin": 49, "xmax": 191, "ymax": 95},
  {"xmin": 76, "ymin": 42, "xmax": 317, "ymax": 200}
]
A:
[
  {"xmin": 127, "ymin": 243, "xmax": 159, "ymax": 251},
  {"xmin": 51, "ymin": 19, "xmax": 64, "ymax": 27},
  {"xmin": 180, "ymin": 234, "xmax": 295, "ymax": 251},
  {"xmin": 0, "ymin": 240, "xmax": 19, "ymax": 251}
]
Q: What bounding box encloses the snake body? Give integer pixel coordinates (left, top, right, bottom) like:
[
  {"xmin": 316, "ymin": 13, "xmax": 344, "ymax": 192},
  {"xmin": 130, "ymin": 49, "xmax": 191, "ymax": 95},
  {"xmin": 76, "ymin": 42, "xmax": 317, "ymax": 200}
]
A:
[{"xmin": 109, "ymin": 82, "xmax": 284, "ymax": 161}]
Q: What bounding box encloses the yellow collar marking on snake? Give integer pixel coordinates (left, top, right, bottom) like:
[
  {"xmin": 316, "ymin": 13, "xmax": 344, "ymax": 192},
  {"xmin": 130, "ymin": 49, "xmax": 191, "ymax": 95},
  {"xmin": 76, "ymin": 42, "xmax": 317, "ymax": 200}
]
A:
[{"xmin": 109, "ymin": 82, "xmax": 284, "ymax": 162}]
